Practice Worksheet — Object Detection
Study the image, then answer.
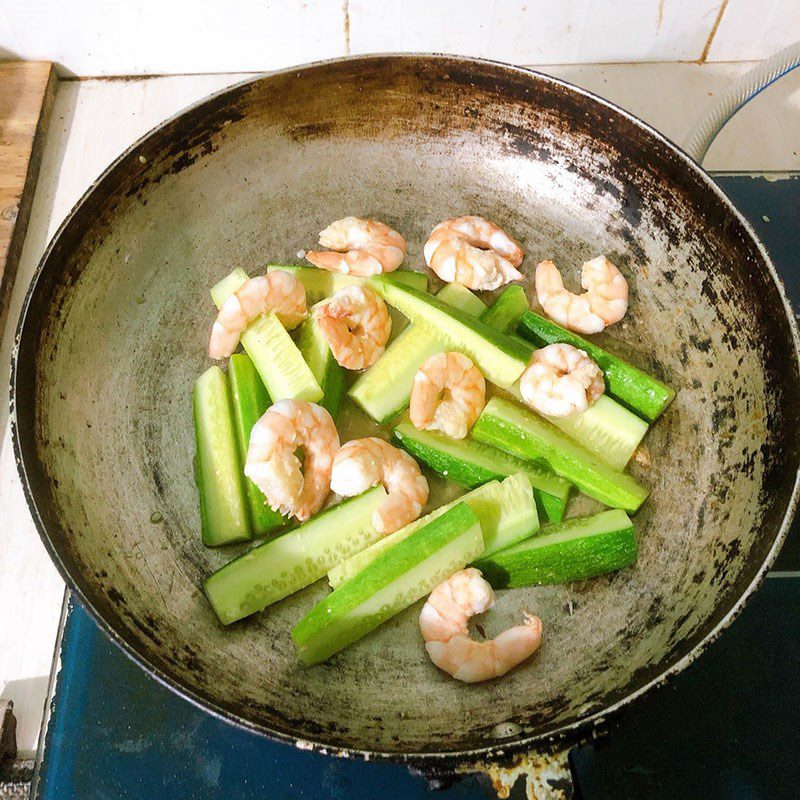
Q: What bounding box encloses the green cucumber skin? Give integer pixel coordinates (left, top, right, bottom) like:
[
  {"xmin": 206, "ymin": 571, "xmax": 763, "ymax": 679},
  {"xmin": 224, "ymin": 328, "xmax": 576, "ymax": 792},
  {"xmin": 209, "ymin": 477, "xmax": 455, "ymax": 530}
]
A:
[
  {"xmin": 480, "ymin": 285, "xmax": 529, "ymax": 334},
  {"xmin": 391, "ymin": 422, "xmax": 570, "ymax": 523},
  {"xmin": 507, "ymin": 379, "xmax": 647, "ymax": 472},
  {"xmin": 536, "ymin": 492, "xmax": 567, "ymax": 524},
  {"xmin": 193, "ymin": 366, "xmax": 252, "ymax": 546},
  {"xmin": 517, "ymin": 311, "xmax": 674, "ymax": 422},
  {"xmin": 210, "ymin": 268, "xmax": 249, "ymax": 308},
  {"xmin": 297, "ymin": 312, "xmax": 346, "ymax": 420},
  {"xmin": 327, "ymin": 481, "xmax": 501, "ymax": 589},
  {"xmin": 475, "ymin": 510, "xmax": 637, "ymax": 588},
  {"xmin": 327, "ymin": 473, "xmax": 538, "ymax": 588},
  {"xmin": 483, "ymin": 300, "xmax": 646, "ymax": 472},
  {"xmin": 473, "ymin": 398, "xmax": 649, "ymax": 512},
  {"xmin": 317, "ymin": 358, "xmax": 345, "ymax": 420},
  {"xmin": 267, "ymin": 265, "xmax": 428, "ymax": 303},
  {"xmin": 370, "ymin": 276, "xmax": 530, "ymax": 387},
  {"xmin": 204, "ymin": 487, "xmax": 386, "ymax": 625},
  {"xmin": 348, "ymin": 283, "xmax": 486, "ymax": 424},
  {"xmin": 210, "ymin": 269, "xmax": 323, "ymax": 403},
  {"xmin": 292, "ymin": 503, "xmax": 483, "ymax": 664},
  {"xmin": 227, "ymin": 355, "xmax": 286, "ymax": 537},
  {"xmin": 544, "ymin": 394, "xmax": 647, "ymax": 472}
]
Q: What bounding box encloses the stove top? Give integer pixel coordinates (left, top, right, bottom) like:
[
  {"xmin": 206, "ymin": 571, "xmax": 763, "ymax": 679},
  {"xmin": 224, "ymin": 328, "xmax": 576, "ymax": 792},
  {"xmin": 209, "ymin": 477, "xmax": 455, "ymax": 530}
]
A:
[{"xmin": 31, "ymin": 176, "xmax": 800, "ymax": 800}]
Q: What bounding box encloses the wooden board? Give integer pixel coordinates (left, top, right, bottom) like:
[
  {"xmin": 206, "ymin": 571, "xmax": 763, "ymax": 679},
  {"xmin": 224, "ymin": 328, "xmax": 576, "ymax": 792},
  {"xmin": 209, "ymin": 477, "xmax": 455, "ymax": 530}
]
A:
[{"xmin": 0, "ymin": 61, "xmax": 57, "ymax": 332}]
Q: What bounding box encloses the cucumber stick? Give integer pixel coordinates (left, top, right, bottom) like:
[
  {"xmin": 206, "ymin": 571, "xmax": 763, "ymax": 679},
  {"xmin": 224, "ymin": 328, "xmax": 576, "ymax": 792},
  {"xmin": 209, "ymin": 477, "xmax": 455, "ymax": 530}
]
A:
[
  {"xmin": 483, "ymin": 321, "xmax": 647, "ymax": 471},
  {"xmin": 507, "ymin": 377, "xmax": 647, "ymax": 471},
  {"xmin": 480, "ymin": 285, "xmax": 529, "ymax": 334},
  {"xmin": 475, "ymin": 509, "xmax": 637, "ymax": 588},
  {"xmin": 545, "ymin": 395, "xmax": 647, "ymax": 471},
  {"xmin": 349, "ymin": 283, "xmax": 486, "ymax": 423},
  {"xmin": 462, "ymin": 290, "xmax": 646, "ymax": 469},
  {"xmin": 194, "ymin": 366, "xmax": 251, "ymax": 546},
  {"xmin": 204, "ymin": 487, "xmax": 386, "ymax": 624},
  {"xmin": 370, "ymin": 276, "xmax": 530, "ymax": 387},
  {"xmin": 211, "ymin": 270, "xmax": 322, "ymax": 403},
  {"xmin": 267, "ymin": 265, "xmax": 428, "ymax": 304},
  {"xmin": 473, "ymin": 398, "xmax": 649, "ymax": 512},
  {"xmin": 292, "ymin": 503, "xmax": 483, "ymax": 664},
  {"xmin": 297, "ymin": 307, "xmax": 345, "ymax": 419},
  {"xmin": 517, "ymin": 311, "xmax": 674, "ymax": 422},
  {"xmin": 328, "ymin": 473, "xmax": 538, "ymax": 589},
  {"xmin": 392, "ymin": 421, "xmax": 570, "ymax": 523},
  {"xmin": 210, "ymin": 268, "xmax": 250, "ymax": 306},
  {"xmin": 227, "ymin": 355, "xmax": 286, "ymax": 536}
]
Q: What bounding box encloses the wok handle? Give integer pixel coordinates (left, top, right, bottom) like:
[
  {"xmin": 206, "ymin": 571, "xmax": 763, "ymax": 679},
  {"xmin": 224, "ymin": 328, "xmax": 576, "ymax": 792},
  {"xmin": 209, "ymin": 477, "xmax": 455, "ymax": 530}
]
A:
[
  {"xmin": 683, "ymin": 40, "xmax": 800, "ymax": 164},
  {"xmin": 418, "ymin": 744, "xmax": 576, "ymax": 799}
]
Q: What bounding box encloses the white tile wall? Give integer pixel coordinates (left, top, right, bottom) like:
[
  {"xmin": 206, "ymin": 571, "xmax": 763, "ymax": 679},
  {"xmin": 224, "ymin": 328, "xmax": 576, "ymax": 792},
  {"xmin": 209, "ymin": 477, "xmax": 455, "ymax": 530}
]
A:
[
  {"xmin": 348, "ymin": 0, "xmax": 723, "ymax": 64},
  {"xmin": 2, "ymin": 0, "xmax": 347, "ymax": 76},
  {"xmin": 707, "ymin": 0, "xmax": 800, "ymax": 61},
  {"xmin": 2, "ymin": 0, "xmax": 800, "ymax": 76}
]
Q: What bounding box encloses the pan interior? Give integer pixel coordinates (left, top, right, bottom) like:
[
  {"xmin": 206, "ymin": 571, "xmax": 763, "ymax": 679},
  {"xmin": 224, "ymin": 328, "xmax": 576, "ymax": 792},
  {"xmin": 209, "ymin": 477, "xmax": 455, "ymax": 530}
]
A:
[{"xmin": 15, "ymin": 57, "xmax": 800, "ymax": 755}]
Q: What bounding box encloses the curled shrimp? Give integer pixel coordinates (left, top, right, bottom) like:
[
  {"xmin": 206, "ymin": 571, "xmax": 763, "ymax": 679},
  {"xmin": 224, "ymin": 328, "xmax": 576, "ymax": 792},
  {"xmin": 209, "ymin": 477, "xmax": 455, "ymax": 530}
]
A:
[
  {"xmin": 535, "ymin": 256, "xmax": 628, "ymax": 334},
  {"xmin": 420, "ymin": 568, "xmax": 543, "ymax": 683},
  {"xmin": 519, "ymin": 343, "xmax": 605, "ymax": 417},
  {"xmin": 314, "ymin": 285, "xmax": 391, "ymax": 370},
  {"xmin": 306, "ymin": 217, "xmax": 406, "ymax": 276},
  {"xmin": 209, "ymin": 270, "xmax": 307, "ymax": 359},
  {"xmin": 423, "ymin": 216, "xmax": 524, "ymax": 290},
  {"xmin": 330, "ymin": 437, "xmax": 429, "ymax": 534},
  {"xmin": 244, "ymin": 399, "xmax": 339, "ymax": 522},
  {"xmin": 410, "ymin": 352, "xmax": 486, "ymax": 440}
]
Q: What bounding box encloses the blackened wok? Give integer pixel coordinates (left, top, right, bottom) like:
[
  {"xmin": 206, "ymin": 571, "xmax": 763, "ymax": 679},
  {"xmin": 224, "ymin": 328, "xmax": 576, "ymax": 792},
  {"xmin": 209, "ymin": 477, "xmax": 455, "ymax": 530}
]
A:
[{"xmin": 11, "ymin": 55, "xmax": 800, "ymax": 792}]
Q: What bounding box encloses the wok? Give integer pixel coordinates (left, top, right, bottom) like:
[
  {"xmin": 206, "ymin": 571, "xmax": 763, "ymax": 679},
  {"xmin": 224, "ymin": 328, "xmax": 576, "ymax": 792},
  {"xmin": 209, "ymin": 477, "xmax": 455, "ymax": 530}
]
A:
[{"xmin": 11, "ymin": 55, "xmax": 800, "ymax": 790}]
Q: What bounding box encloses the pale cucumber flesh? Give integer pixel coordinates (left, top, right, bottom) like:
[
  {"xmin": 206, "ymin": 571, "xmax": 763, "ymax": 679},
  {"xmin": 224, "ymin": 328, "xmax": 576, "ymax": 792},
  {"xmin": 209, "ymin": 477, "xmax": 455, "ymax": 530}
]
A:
[
  {"xmin": 210, "ymin": 268, "xmax": 248, "ymax": 307},
  {"xmin": 297, "ymin": 308, "xmax": 345, "ymax": 419},
  {"xmin": 240, "ymin": 315, "xmax": 322, "ymax": 402},
  {"xmin": 477, "ymin": 293, "xmax": 647, "ymax": 471},
  {"xmin": 464, "ymin": 472, "xmax": 538, "ymax": 557},
  {"xmin": 507, "ymin": 379, "xmax": 648, "ymax": 472},
  {"xmin": 211, "ymin": 269, "xmax": 322, "ymax": 403},
  {"xmin": 348, "ymin": 282, "xmax": 485, "ymax": 423},
  {"xmin": 293, "ymin": 503, "xmax": 483, "ymax": 664},
  {"xmin": 473, "ymin": 397, "xmax": 649, "ymax": 512},
  {"xmin": 267, "ymin": 265, "xmax": 428, "ymax": 304},
  {"xmin": 327, "ymin": 473, "xmax": 537, "ymax": 589},
  {"xmin": 370, "ymin": 276, "xmax": 530, "ymax": 387},
  {"xmin": 475, "ymin": 509, "xmax": 636, "ymax": 588},
  {"xmin": 204, "ymin": 486, "xmax": 386, "ymax": 624},
  {"xmin": 193, "ymin": 366, "xmax": 251, "ymax": 546}
]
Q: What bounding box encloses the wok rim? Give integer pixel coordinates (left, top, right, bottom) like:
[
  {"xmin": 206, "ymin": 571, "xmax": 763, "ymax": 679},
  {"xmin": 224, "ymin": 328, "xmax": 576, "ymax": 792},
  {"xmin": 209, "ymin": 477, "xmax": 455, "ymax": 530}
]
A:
[{"xmin": 10, "ymin": 52, "xmax": 800, "ymax": 767}]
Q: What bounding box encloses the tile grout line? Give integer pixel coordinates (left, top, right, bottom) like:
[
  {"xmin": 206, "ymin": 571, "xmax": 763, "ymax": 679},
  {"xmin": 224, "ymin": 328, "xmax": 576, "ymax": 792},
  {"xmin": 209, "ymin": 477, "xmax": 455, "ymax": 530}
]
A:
[
  {"xmin": 698, "ymin": 0, "xmax": 730, "ymax": 65},
  {"xmin": 343, "ymin": 0, "xmax": 351, "ymax": 56}
]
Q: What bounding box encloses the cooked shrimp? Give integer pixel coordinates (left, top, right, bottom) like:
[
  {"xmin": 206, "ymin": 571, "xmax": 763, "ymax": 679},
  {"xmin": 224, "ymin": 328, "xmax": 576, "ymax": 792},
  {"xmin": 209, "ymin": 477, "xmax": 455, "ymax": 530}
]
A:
[
  {"xmin": 535, "ymin": 256, "xmax": 628, "ymax": 334},
  {"xmin": 519, "ymin": 343, "xmax": 605, "ymax": 417},
  {"xmin": 244, "ymin": 399, "xmax": 339, "ymax": 522},
  {"xmin": 410, "ymin": 352, "xmax": 486, "ymax": 439},
  {"xmin": 305, "ymin": 217, "xmax": 406, "ymax": 276},
  {"xmin": 420, "ymin": 568, "xmax": 542, "ymax": 683},
  {"xmin": 209, "ymin": 270, "xmax": 307, "ymax": 359},
  {"xmin": 423, "ymin": 216, "xmax": 524, "ymax": 290},
  {"xmin": 314, "ymin": 285, "xmax": 391, "ymax": 370},
  {"xmin": 330, "ymin": 438, "xmax": 429, "ymax": 534}
]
